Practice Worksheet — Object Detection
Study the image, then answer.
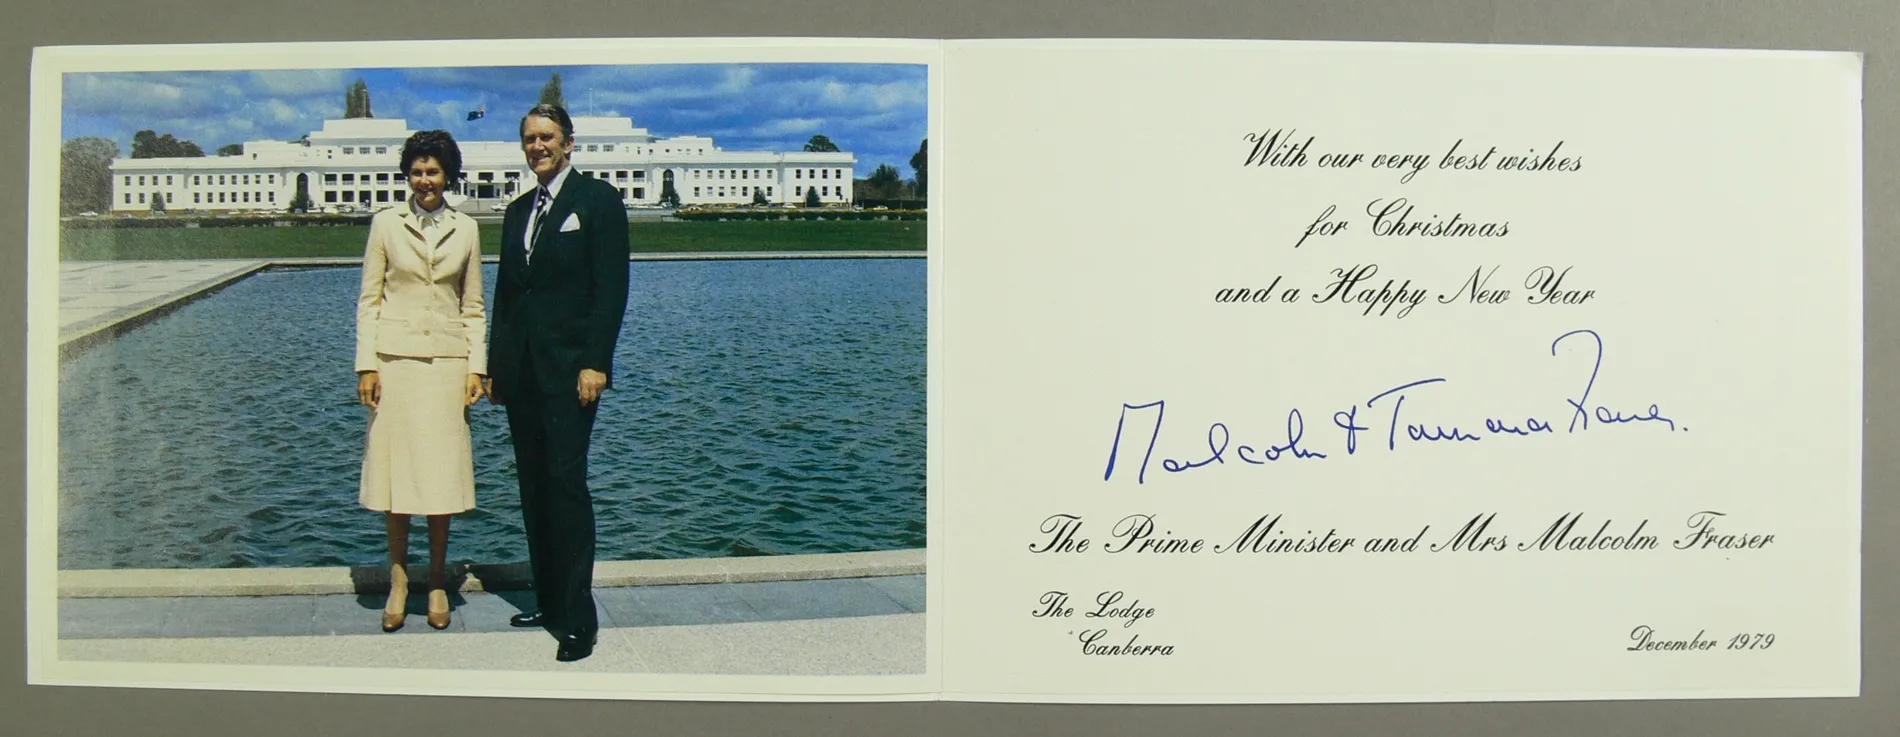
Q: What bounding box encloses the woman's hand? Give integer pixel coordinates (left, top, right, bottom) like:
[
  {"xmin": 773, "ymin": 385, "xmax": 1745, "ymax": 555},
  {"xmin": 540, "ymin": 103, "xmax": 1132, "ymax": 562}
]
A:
[
  {"xmin": 466, "ymin": 374, "xmax": 486, "ymax": 406},
  {"xmin": 357, "ymin": 371, "xmax": 381, "ymax": 408}
]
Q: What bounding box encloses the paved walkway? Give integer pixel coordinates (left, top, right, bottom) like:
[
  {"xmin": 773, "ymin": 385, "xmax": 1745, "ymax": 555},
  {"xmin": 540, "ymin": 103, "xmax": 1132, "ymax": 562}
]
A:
[
  {"xmin": 59, "ymin": 259, "xmax": 267, "ymax": 349},
  {"xmin": 60, "ymin": 575, "xmax": 925, "ymax": 674}
]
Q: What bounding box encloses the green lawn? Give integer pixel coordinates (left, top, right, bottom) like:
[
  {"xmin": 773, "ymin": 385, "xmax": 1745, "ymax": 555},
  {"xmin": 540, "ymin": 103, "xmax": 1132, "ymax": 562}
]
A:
[{"xmin": 59, "ymin": 220, "xmax": 927, "ymax": 260}]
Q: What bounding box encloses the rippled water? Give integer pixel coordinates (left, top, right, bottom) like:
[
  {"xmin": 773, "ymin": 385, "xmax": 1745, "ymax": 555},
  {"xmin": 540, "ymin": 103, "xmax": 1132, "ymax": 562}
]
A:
[{"xmin": 58, "ymin": 260, "xmax": 926, "ymax": 569}]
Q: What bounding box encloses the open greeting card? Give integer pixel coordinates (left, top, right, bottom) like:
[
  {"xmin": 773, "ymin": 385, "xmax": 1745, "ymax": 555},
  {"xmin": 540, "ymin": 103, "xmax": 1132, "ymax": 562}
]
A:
[{"xmin": 25, "ymin": 37, "xmax": 1861, "ymax": 703}]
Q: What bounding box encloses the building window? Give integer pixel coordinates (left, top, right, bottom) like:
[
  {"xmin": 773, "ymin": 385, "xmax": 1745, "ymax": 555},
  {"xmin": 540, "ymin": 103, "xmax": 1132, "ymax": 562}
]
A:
[
  {"xmin": 795, "ymin": 170, "xmax": 802, "ymax": 179},
  {"xmin": 616, "ymin": 171, "xmax": 628, "ymax": 181},
  {"xmin": 376, "ymin": 146, "xmax": 387, "ymax": 154},
  {"xmin": 633, "ymin": 187, "xmax": 644, "ymax": 199},
  {"xmin": 123, "ymin": 193, "xmax": 131, "ymax": 204},
  {"xmin": 395, "ymin": 191, "xmax": 405, "ymax": 201},
  {"xmin": 138, "ymin": 175, "xmax": 145, "ymax": 186},
  {"xmin": 586, "ymin": 145, "xmax": 597, "ymax": 152},
  {"xmin": 194, "ymin": 193, "xmax": 201, "ymax": 204},
  {"xmin": 692, "ymin": 171, "xmax": 700, "ymax": 179},
  {"xmin": 619, "ymin": 188, "xmax": 629, "ymax": 200},
  {"xmin": 604, "ymin": 144, "xmax": 615, "ymax": 152},
  {"xmin": 633, "ymin": 171, "xmax": 645, "ymax": 181},
  {"xmin": 343, "ymin": 147, "xmax": 354, "ymax": 154},
  {"xmin": 324, "ymin": 174, "xmax": 338, "ymax": 185},
  {"xmin": 123, "ymin": 176, "xmax": 131, "ymax": 186},
  {"xmin": 138, "ymin": 193, "xmax": 146, "ymax": 203},
  {"xmin": 269, "ymin": 175, "xmax": 276, "ymax": 184},
  {"xmin": 166, "ymin": 176, "xmax": 173, "ymax": 185},
  {"xmin": 378, "ymin": 173, "xmax": 390, "ymax": 183},
  {"xmin": 795, "ymin": 186, "xmax": 803, "ymax": 195},
  {"xmin": 693, "ymin": 187, "xmax": 701, "ymax": 196},
  {"xmin": 343, "ymin": 174, "xmax": 355, "ymax": 184},
  {"xmin": 767, "ymin": 187, "xmax": 774, "ymax": 197},
  {"xmin": 325, "ymin": 191, "xmax": 337, "ymax": 203},
  {"xmin": 269, "ymin": 192, "xmax": 276, "ymax": 203},
  {"xmin": 376, "ymin": 191, "xmax": 388, "ymax": 202},
  {"xmin": 343, "ymin": 191, "xmax": 355, "ymax": 202},
  {"xmin": 192, "ymin": 175, "xmax": 200, "ymax": 185}
]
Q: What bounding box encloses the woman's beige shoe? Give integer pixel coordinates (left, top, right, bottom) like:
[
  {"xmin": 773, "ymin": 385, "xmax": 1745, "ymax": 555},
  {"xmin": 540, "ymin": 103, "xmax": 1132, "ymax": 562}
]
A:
[
  {"xmin": 382, "ymin": 564, "xmax": 408, "ymax": 633},
  {"xmin": 427, "ymin": 589, "xmax": 452, "ymax": 630}
]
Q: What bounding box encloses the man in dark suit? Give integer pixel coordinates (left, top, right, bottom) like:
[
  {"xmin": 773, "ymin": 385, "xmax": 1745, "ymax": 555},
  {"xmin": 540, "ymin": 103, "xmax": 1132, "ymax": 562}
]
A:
[{"xmin": 485, "ymin": 103, "xmax": 629, "ymax": 662}]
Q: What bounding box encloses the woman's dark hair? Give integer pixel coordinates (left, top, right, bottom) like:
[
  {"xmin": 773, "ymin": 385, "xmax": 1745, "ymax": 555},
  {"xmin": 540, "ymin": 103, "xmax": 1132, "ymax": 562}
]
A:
[
  {"xmin": 519, "ymin": 103, "xmax": 575, "ymax": 143},
  {"xmin": 399, "ymin": 129, "xmax": 463, "ymax": 181}
]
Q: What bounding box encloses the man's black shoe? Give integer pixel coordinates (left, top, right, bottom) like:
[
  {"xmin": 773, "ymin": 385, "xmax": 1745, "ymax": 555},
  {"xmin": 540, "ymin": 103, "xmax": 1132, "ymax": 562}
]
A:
[
  {"xmin": 556, "ymin": 633, "xmax": 597, "ymax": 662},
  {"xmin": 509, "ymin": 610, "xmax": 547, "ymax": 628}
]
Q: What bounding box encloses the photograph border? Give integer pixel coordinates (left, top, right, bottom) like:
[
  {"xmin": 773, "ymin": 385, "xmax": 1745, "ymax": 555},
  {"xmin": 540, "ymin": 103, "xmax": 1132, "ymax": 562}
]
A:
[{"xmin": 26, "ymin": 36, "xmax": 945, "ymax": 702}]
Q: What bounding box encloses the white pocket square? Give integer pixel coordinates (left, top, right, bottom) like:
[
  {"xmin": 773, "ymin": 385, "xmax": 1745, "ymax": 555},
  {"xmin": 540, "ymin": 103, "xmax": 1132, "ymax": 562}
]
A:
[{"xmin": 559, "ymin": 213, "xmax": 582, "ymax": 232}]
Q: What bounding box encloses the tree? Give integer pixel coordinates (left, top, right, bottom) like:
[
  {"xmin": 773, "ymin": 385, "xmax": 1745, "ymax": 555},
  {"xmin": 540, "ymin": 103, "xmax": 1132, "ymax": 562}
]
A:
[
  {"xmin": 290, "ymin": 173, "xmax": 313, "ymax": 213},
  {"xmin": 803, "ymin": 134, "xmax": 839, "ymax": 153},
  {"xmin": 861, "ymin": 163, "xmax": 904, "ymax": 200},
  {"xmin": 659, "ymin": 177, "xmax": 680, "ymax": 208},
  {"xmin": 345, "ymin": 78, "xmax": 373, "ymax": 118},
  {"xmin": 131, "ymin": 130, "xmax": 205, "ymax": 159},
  {"xmin": 217, "ymin": 143, "xmax": 243, "ymax": 156},
  {"xmin": 752, "ymin": 189, "xmax": 768, "ymax": 206},
  {"xmin": 540, "ymin": 73, "xmax": 566, "ymax": 108},
  {"xmin": 804, "ymin": 187, "xmax": 822, "ymax": 208},
  {"xmin": 909, "ymin": 138, "xmax": 927, "ymax": 198},
  {"xmin": 59, "ymin": 137, "xmax": 118, "ymax": 215}
]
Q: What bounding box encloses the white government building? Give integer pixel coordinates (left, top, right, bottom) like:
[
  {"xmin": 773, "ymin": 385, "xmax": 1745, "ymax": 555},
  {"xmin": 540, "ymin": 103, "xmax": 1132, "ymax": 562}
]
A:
[{"xmin": 109, "ymin": 116, "xmax": 858, "ymax": 213}]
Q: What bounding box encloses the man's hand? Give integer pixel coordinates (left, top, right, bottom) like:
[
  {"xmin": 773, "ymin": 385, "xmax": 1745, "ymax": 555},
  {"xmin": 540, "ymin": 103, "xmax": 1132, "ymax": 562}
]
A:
[
  {"xmin": 465, "ymin": 374, "xmax": 486, "ymax": 406},
  {"xmin": 485, "ymin": 378, "xmax": 504, "ymax": 406},
  {"xmin": 577, "ymin": 369, "xmax": 607, "ymax": 406}
]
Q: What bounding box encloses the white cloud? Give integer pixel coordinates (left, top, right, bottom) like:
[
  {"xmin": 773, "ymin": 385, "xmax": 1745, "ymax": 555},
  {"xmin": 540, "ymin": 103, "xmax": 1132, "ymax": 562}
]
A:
[
  {"xmin": 249, "ymin": 70, "xmax": 350, "ymax": 97},
  {"xmin": 717, "ymin": 67, "xmax": 759, "ymax": 94},
  {"xmin": 754, "ymin": 117, "xmax": 825, "ymax": 137}
]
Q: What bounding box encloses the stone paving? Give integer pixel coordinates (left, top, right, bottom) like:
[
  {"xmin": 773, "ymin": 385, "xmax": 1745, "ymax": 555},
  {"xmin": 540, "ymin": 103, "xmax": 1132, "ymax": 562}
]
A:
[
  {"xmin": 58, "ymin": 259, "xmax": 268, "ymax": 348},
  {"xmin": 58, "ymin": 575, "xmax": 926, "ymax": 674}
]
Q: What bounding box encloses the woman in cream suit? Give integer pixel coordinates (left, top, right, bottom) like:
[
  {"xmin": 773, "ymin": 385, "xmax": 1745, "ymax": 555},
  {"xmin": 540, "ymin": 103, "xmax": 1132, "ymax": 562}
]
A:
[{"xmin": 354, "ymin": 130, "xmax": 486, "ymax": 632}]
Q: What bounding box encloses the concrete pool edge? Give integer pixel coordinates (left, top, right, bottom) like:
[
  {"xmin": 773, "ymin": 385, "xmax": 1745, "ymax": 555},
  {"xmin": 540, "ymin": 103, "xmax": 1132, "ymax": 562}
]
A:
[
  {"xmin": 57, "ymin": 252, "xmax": 924, "ymax": 358},
  {"xmin": 59, "ymin": 260, "xmax": 271, "ymax": 360},
  {"xmin": 264, "ymin": 251, "xmax": 924, "ymax": 268},
  {"xmin": 58, "ymin": 548, "xmax": 926, "ymax": 598}
]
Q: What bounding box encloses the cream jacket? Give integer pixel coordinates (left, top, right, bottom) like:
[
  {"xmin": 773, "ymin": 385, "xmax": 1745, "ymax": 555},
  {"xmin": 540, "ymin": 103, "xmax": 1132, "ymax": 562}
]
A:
[{"xmin": 354, "ymin": 205, "xmax": 487, "ymax": 374}]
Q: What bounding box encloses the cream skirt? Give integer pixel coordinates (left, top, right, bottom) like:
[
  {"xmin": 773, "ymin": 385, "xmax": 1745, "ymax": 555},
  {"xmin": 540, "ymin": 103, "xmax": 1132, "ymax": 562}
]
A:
[{"xmin": 359, "ymin": 353, "xmax": 477, "ymax": 515}]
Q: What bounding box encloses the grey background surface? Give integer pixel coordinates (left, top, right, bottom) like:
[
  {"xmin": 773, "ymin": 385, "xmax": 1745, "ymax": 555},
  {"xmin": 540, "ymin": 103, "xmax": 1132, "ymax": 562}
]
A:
[{"xmin": 2, "ymin": 1, "xmax": 1889, "ymax": 735}]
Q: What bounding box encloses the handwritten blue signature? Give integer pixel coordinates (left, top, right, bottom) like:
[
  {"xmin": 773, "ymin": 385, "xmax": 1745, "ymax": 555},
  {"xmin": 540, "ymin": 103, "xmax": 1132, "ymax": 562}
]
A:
[{"xmin": 1103, "ymin": 329, "xmax": 1681, "ymax": 484}]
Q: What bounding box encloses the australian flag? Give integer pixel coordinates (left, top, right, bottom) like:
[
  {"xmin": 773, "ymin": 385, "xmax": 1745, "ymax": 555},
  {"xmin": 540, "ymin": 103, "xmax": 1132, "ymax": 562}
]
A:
[{"xmin": 466, "ymin": 105, "xmax": 485, "ymax": 121}]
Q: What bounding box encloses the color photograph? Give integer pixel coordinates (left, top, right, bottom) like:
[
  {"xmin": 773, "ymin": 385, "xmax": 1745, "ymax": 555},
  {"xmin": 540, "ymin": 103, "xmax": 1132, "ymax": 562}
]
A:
[{"xmin": 32, "ymin": 42, "xmax": 932, "ymax": 697}]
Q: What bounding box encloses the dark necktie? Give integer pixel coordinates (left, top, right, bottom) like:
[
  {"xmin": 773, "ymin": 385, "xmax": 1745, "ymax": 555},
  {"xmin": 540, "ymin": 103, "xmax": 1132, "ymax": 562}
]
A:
[{"xmin": 526, "ymin": 186, "xmax": 550, "ymax": 263}]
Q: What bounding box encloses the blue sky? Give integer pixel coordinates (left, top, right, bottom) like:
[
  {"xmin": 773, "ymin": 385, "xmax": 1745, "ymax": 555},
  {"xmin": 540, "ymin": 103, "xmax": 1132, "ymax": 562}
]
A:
[{"xmin": 61, "ymin": 63, "xmax": 927, "ymax": 179}]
